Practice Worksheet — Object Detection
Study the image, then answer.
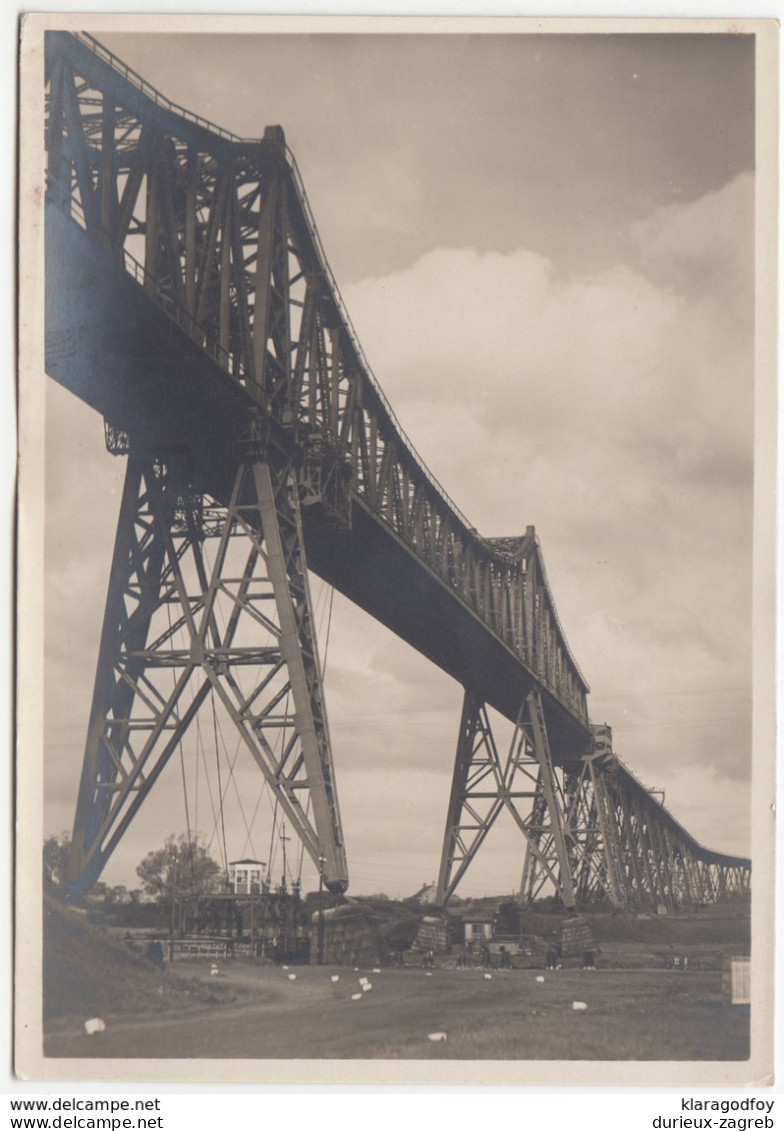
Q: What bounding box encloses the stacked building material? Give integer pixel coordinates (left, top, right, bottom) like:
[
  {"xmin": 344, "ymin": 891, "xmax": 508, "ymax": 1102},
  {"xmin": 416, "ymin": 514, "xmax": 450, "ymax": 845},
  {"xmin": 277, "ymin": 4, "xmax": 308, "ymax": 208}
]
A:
[
  {"xmin": 558, "ymin": 916, "xmax": 598, "ymax": 968},
  {"xmin": 410, "ymin": 915, "xmax": 449, "ymax": 957},
  {"xmin": 310, "ymin": 905, "xmax": 383, "ymax": 967}
]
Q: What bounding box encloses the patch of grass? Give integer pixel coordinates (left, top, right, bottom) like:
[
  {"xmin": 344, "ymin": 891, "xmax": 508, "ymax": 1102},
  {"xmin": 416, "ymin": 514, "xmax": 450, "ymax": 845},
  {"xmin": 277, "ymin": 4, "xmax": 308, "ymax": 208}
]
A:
[
  {"xmin": 588, "ymin": 909, "xmax": 750, "ymax": 949},
  {"xmin": 43, "ymin": 896, "xmax": 257, "ymax": 1028},
  {"xmin": 350, "ymin": 974, "xmax": 749, "ymax": 1061}
]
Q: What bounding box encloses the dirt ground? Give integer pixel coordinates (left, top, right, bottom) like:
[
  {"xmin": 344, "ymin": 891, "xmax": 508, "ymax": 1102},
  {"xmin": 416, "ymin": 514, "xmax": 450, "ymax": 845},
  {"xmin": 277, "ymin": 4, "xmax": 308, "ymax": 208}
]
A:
[
  {"xmin": 44, "ymin": 959, "xmax": 749, "ymax": 1062},
  {"xmin": 41, "ymin": 896, "xmax": 750, "ymax": 1062}
]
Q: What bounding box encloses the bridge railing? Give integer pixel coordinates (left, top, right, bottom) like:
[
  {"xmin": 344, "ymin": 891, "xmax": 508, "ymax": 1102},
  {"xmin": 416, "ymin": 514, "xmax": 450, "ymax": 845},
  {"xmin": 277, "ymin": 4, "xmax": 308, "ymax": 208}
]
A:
[
  {"xmin": 72, "ymin": 31, "xmax": 242, "ymax": 143},
  {"xmin": 48, "ymin": 172, "xmax": 247, "ymax": 382},
  {"xmin": 119, "ymin": 245, "xmax": 247, "ymax": 382},
  {"xmin": 285, "ymin": 147, "xmax": 480, "ymax": 543},
  {"xmin": 283, "ymin": 153, "xmax": 590, "ymax": 716},
  {"xmin": 609, "ymin": 756, "xmax": 750, "ymax": 871},
  {"xmin": 61, "ymin": 30, "xmax": 481, "ymax": 546},
  {"xmin": 46, "ymin": 29, "xmax": 591, "ymax": 725}
]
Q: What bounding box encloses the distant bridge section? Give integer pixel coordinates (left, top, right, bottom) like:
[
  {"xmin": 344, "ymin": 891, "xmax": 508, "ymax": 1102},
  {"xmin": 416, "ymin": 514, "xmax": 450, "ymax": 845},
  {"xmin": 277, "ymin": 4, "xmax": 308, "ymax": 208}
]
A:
[{"xmin": 570, "ymin": 728, "xmax": 751, "ymax": 910}]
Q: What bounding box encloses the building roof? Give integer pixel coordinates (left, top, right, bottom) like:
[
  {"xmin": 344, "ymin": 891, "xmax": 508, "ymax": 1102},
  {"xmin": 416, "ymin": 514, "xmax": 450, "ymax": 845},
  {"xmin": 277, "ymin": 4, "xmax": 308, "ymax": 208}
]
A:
[{"xmin": 409, "ymin": 882, "xmax": 437, "ymax": 901}]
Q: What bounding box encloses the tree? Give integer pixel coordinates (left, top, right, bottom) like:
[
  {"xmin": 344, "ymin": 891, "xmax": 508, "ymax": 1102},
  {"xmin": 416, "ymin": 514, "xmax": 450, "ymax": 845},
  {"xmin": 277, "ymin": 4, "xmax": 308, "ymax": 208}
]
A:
[
  {"xmin": 136, "ymin": 834, "xmax": 223, "ymax": 910},
  {"xmin": 43, "ymin": 832, "xmax": 72, "ymax": 886}
]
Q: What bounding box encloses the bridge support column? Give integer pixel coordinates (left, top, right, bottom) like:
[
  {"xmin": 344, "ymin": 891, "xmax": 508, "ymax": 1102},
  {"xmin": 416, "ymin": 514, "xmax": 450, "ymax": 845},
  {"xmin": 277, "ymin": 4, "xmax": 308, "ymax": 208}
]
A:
[
  {"xmin": 581, "ymin": 730, "xmax": 628, "ymax": 908},
  {"xmin": 66, "ymin": 448, "xmax": 348, "ymax": 894},
  {"xmin": 556, "ymin": 759, "xmax": 620, "ymax": 907},
  {"xmin": 436, "ymin": 688, "xmax": 576, "ymax": 908}
]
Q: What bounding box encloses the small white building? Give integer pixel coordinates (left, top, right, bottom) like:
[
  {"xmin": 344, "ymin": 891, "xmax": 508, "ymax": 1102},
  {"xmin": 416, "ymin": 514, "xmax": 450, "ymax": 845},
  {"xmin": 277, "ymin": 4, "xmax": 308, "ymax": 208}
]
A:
[
  {"xmin": 463, "ymin": 914, "xmax": 495, "ymax": 945},
  {"xmin": 410, "ymin": 882, "xmax": 439, "ymax": 905},
  {"xmin": 228, "ymin": 859, "xmax": 266, "ymax": 895}
]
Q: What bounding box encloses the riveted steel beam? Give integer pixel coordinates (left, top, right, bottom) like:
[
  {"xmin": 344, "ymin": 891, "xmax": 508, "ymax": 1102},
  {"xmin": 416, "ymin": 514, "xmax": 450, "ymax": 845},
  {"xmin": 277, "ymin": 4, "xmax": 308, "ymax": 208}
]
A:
[
  {"xmin": 437, "ymin": 689, "xmax": 577, "ymax": 908},
  {"xmin": 66, "ymin": 453, "xmax": 347, "ymax": 894}
]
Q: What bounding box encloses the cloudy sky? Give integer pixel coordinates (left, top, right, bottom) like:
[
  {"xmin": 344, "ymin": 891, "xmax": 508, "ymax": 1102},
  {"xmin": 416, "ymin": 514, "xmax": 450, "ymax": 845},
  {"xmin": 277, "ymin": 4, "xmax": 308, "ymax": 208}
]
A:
[{"xmin": 43, "ymin": 26, "xmax": 757, "ymax": 899}]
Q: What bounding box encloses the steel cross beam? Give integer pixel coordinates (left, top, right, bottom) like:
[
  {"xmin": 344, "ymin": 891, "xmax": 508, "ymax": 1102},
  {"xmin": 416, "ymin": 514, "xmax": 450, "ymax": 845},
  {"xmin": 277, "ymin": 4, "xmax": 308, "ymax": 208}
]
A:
[
  {"xmin": 44, "ymin": 30, "xmax": 591, "ymax": 733},
  {"xmin": 558, "ymin": 759, "xmax": 617, "ymax": 906},
  {"xmin": 66, "ymin": 450, "xmax": 348, "ymax": 894},
  {"xmin": 436, "ymin": 689, "xmax": 577, "ymax": 907},
  {"xmin": 436, "ymin": 707, "xmax": 751, "ymax": 909}
]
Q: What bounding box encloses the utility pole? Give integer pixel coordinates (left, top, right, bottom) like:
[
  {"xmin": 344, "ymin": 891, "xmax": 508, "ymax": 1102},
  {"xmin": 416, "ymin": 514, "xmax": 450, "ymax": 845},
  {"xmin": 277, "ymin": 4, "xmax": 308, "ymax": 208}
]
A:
[
  {"xmin": 250, "ymin": 862, "xmax": 266, "ymax": 959},
  {"xmin": 168, "ymin": 852, "xmax": 178, "ymax": 962},
  {"xmin": 280, "ymin": 824, "xmax": 290, "ymax": 893},
  {"xmin": 317, "ymin": 855, "xmax": 326, "ymax": 966}
]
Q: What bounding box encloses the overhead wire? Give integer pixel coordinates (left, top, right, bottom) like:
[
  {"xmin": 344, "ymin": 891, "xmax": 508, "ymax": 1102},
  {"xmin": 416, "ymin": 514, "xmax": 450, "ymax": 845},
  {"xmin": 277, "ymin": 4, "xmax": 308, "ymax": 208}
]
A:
[
  {"xmin": 211, "ymin": 689, "xmax": 229, "ymax": 877},
  {"xmin": 196, "ymin": 711, "xmax": 223, "ymax": 857},
  {"xmin": 267, "ymin": 796, "xmax": 280, "ymax": 888},
  {"xmin": 239, "ymin": 780, "xmax": 268, "ymax": 860},
  {"xmin": 199, "ymin": 527, "xmax": 271, "ymax": 871},
  {"xmin": 213, "ymin": 710, "xmax": 259, "ymax": 861},
  {"xmin": 322, "ymin": 584, "xmax": 335, "ymax": 676},
  {"xmin": 295, "ymin": 793, "xmax": 312, "ymax": 887},
  {"xmin": 153, "ymin": 502, "xmax": 338, "ymax": 886},
  {"xmin": 164, "ymin": 554, "xmax": 194, "ymax": 878}
]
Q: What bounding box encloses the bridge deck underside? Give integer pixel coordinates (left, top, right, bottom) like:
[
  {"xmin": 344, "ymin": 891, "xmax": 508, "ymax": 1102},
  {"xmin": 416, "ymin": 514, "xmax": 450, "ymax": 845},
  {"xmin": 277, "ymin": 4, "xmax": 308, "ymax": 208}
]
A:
[{"xmin": 46, "ymin": 203, "xmax": 590, "ymax": 762}]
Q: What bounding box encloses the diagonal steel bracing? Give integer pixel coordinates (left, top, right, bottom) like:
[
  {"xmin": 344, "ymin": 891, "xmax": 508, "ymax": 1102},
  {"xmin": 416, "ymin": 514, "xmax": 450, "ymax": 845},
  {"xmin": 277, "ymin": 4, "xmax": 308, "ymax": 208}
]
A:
[
  {"xmin": 436, "ymin": 712, "xmax": 750, "ymax": 909},
  {"xmin": 66, "ymin": 451, "xmax": 348, "ymax": 894},
  {"xmin": 46, "ymin": 31, "xmax": 751, "ymax": 906},
  {"xmin": 44, "ymin": 30, "xmax": 592, "ymax": 730},
  {"xmin": 436, "ymin": 689, "xmax": 577, "ymax": 907},
  {"xmin": 559, "ymin": 726, "xmax": 752, "ymax": 911}
]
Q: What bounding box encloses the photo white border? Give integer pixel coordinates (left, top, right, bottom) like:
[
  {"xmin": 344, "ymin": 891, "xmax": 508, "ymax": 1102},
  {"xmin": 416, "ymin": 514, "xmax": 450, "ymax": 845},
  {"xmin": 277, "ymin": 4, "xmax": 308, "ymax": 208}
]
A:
[{"xmin": 13, "ymin": 10, "xmax": 779, "ymax": 1090}]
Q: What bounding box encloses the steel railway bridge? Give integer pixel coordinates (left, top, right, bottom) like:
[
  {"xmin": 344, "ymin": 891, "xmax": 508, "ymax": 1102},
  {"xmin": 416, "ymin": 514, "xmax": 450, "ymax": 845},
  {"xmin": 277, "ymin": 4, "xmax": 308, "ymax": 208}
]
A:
[{"xmin": 44, "ymin": 31, "xmax": 750, "ymax": 911}]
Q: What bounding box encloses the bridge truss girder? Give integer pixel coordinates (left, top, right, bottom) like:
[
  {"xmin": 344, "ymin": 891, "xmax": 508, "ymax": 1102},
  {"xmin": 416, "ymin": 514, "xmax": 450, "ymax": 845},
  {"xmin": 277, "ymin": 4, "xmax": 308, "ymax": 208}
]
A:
[
  {"xmin": 44, "ymin": 29, "xmax": 591, "ymax": 732},
  {"xmin": 66, "ymin": 445, "xmax": 348, "ymax": 895},
  {"xmin": 583, "ymin": 729, "xmax": 751, "ymax": 910},
  {"xmin": 437, "ymin": 716, "xmax": 750, "ymax": 911},
  {"xmin": 436, "ymin": 689, "xmax": 577, "ymax": 908},
  {"xmin": 44, "ymin": 30, "xmax": 751, "ymax": 906}
]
